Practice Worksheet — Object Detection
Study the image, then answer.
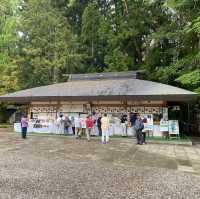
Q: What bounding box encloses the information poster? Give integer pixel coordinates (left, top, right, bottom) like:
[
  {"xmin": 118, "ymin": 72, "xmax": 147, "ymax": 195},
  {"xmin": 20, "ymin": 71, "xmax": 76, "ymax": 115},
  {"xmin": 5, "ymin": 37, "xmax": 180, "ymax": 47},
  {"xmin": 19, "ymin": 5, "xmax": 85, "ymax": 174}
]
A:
[
  {"xmin": 160, "ymin": 120, "xmax": 169, "ymax": 132},
  {"xmin": 168, "ymin": 120, "xmax": 179, "ymax": 135},
  {"xmin": 141, "ymin": 114, "xmax": 153, "ymax": 131}
]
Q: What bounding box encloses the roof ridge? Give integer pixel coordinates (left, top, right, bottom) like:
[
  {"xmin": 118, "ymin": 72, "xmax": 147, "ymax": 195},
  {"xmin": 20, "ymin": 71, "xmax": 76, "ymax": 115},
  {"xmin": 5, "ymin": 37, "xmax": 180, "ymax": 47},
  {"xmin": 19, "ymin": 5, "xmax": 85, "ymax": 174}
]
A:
[{"xmin": 67, "ymin": 70, "xmax": 145, "ymax": 81}]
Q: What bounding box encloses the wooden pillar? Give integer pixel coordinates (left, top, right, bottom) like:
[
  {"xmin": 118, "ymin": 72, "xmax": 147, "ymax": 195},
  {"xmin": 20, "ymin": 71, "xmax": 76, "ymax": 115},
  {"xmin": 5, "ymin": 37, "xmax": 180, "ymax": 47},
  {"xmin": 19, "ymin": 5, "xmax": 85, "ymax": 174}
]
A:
[
  {"xmin": 90, "ymin": 102, "xmax": 93, "ymax": 114},
  {"xmin": 187, "ymin": 103, "xmax": 190, "ymax": 134},
  {"xmin": 27, "ymin": 103, "xmax": 31, "ymax": 119},
  {"xmin": 124, "ymin": 100, "xmax": 128, "ymax": 114}
]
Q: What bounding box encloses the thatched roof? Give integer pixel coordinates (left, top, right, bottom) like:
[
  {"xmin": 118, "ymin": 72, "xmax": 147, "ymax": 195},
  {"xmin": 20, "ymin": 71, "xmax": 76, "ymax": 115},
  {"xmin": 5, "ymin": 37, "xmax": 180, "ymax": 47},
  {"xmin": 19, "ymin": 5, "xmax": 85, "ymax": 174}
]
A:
[{"xmin": 0, "ymin": 78, "xmax": 197, "ymax": 102}]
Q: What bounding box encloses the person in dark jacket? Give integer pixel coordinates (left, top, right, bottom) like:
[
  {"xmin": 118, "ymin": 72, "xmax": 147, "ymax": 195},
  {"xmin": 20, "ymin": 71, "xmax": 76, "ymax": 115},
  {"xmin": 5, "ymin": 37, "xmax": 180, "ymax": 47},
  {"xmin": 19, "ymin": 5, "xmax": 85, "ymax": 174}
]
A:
[
  {"xmin": 64, "ymin": 115, "xmax": 71, "ymax": 135},
  {"xmin": 142, "ymin": 117, "xmax": 147, "ymax": 144},
  {"xmin": 71, "ymin": 116, "xmax": 75, "ymax": 135},
  {"xmin": 121, "ymin": 114, "xmax": 127, "ymax": 136},
  {"xmin": 134, "ymin": 114, "xmax": 144, "ymax": 145},
  {"xmin": 97, "ymin": 115, "xmax": 102, "ymax": 136},
  {"xmin": 130, "ymin": 112, "xmax": 136, "ymax": 127}
]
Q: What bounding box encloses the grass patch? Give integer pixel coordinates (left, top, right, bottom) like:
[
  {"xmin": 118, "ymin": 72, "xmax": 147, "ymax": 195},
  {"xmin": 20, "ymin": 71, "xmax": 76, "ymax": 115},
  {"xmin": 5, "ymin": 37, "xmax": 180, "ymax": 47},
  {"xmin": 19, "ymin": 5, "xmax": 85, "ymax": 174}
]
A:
[
  {"xmin": 0, "ymin": 123, "xmax": 11, "ymax": 128},
  {"xmin": 28, "ymin": 132, "xmax": 71, "ymax": 136},
  {"xmin": 146, "ymin": 134, "xmax": 190, "ymax": 142}
]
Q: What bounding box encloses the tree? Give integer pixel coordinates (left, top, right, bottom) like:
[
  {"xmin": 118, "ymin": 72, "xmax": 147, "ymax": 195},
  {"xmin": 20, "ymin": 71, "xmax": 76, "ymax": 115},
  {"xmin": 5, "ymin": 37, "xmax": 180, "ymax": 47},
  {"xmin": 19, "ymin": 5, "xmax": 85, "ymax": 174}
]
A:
[
  {"xmin": 0, "ymin": 0, "xmax": 200, "ymax": 96},
  {"xmin": 66, "ymin": 0, "xmax": 90, "ymax": 36},
  {"xmin": 144, "ymin": 0, "xmax": 200, "ymax": 94},
  {"xmin": 104, "ymin": 47, "xmax": 130, "ymax": 72},
  {"xmin": 17, "ymin": 0, "xmax": 81, "ymax": 89},
  {"xmin": 0, "ymin": 0, "xmax": 20, "ymax": 94},
  {"xmin": 80, "ymin": 3, "xmax": 107, "ymax": 72}
]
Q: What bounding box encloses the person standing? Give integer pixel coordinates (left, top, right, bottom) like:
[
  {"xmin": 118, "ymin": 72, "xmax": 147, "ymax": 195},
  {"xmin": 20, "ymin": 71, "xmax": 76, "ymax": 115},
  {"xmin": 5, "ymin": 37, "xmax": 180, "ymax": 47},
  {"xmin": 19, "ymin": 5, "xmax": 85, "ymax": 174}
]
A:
[
  {"xmin": 86, "ymin": 115, "xmax": 94, "ymax": 141},
  {"xmin": 71, "ymin": 116, "xmax": 75, "ymax": 135},
  {"xmin": 121, "ymin": 114, "xmax": 127, "ymax": 137},
  {"xmin": 135, "ymin": 114, "xmax": 144, "ymax": 145},
  {"xmin": 91, "ymin": 112, "xmax": 98, "ymax": 136},
  {"xmin": 64, "ymin": 115, "xmax": 71, "ymax": 135},
  {"xmin": 21, "ymin": 114, "xmax": 28, "ymax": 139},
  {"xmin": 97, "ymin": 115, "xmax": 102, "ymax": 136},
  {"xmin": 142, "ymin": 117, "xmax": 148, "ymax": 144},
  {"xmin": 80, "ymin": 116, "xmax": 87, "ymax": 138},
  {"xmin": 130, "ymin": 112, "xmax": 136, "ymax": 126},
  {"xmin": 56, "ymin": 114, "xmax": 65, "ymax": 134},
  {"xmin": 130, "ymin": 112, "xmax": 136, "ymax": 136},
  {"xmin": 74, "ymin": 113, "xmax": 81, "ymax": 138},
  {"xmin": 101, "ymin": 113, "xmax": 110, "ymax": 144}
]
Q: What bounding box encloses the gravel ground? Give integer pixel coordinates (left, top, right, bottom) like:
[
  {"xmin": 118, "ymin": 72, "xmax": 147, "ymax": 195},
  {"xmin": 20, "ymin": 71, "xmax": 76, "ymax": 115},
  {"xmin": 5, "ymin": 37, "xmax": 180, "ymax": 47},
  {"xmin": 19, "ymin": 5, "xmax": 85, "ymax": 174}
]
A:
[{"xmin": 0, "ymin": 132, "xmax": 199, "ymax": 199}]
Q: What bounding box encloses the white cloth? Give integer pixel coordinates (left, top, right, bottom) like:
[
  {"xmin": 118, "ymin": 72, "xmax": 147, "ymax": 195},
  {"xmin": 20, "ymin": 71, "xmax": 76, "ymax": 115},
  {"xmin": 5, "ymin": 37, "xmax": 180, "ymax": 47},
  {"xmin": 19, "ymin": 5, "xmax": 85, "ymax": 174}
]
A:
[
  {"xmin": 127, "ymin": 127, "xmax": 136, "ymax": 136},
  {"xmin": 108, "ymin": 124, "xmax": 114, "ymax": 136},
  {"xmin": 121, "ymin": 123, "xmax": 127, "ymax": 136},
  {"xmin": 80, "ymin": 118, "xmax": 86, "ymax": 128},
  {"xmin": 91, "ymin": 125, "xmax": 98, "ymax": 136},
  {"xmin": 74, "ymin": 117, "xmax": 81, "ymax": 128},
  {"xmin": 55, "ymin": 117, "xmax": 64, "ymax": 134},
  {"xmin": 48, "ymin": 121, "xmax": 55, "ymax": 133}
]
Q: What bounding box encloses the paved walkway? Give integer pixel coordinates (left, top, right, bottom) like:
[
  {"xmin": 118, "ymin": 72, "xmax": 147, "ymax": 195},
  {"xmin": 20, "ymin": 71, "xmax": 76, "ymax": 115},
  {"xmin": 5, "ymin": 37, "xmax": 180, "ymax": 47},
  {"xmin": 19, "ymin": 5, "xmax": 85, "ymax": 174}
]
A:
[{"xmin": 0, "ymin": 131, "xmax": 199, "ymax": 198}]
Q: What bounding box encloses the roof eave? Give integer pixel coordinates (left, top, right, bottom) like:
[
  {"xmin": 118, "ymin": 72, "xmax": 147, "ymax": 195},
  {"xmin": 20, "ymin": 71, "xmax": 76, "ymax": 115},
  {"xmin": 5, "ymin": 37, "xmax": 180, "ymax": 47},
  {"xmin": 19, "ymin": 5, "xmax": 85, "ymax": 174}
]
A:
[{"xmin": 0, "ymin": 94, "xmax": 197, "ymax": 103}]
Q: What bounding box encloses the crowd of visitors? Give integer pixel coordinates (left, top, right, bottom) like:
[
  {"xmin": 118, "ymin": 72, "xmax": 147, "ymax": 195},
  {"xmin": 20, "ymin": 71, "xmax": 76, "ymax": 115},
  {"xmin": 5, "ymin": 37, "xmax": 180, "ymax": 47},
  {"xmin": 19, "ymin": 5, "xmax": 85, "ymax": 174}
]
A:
[{"xmin": 20, "ymin": 112, "xmax": 146, "ymax": 145}]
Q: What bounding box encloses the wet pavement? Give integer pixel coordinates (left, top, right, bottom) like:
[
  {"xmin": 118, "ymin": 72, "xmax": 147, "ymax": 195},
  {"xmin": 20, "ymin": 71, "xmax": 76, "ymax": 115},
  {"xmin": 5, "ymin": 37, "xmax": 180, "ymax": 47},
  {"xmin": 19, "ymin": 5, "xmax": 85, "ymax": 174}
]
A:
[{"xmin": 0, "ymin": 131, "xmax": 200, "ymax": 198}]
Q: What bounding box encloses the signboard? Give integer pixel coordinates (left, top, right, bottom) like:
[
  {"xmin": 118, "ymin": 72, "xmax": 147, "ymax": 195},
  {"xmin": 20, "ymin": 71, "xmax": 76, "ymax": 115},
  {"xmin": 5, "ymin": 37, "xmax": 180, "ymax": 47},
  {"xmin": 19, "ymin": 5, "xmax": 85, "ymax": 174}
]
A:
[
  {"xmin": 60, "ymin": 104, "xmax": 83, "ymax": 113},
  {"xmin": 141, "ymin": 114, "xmax": 153, "ymax": 131},
  {"xmin": 30, "ymin": 106, "xmax": 57, "ymax": 113},
  {"xmin": 168, "ymin": 120, "xmax": 179, "ymax": 135},
  {"xmin": 92, "ymin": 106, "xmax": 163, "ymax": 114},
  {"xmin": 160, "ymin": 120, "xmax": 169, "ymax": 132},
  {"xmin": 92, "ymin": 106, "xmax": 127, "ymax": 114}
]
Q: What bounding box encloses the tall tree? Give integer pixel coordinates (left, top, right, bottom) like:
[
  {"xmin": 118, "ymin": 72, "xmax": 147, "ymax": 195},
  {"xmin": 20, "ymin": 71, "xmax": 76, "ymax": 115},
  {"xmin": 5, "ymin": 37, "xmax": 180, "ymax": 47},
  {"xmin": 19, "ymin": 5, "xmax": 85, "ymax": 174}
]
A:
[
  {"xmin": 145, "ymin": 0, "xmax": 200, "ymax": 94},
  {"xmin": 17, "ymin": 0, "xmax": 81, "ymax": 89},
  {"xmin": 0, "ymin": 0, "xmax": 20, "ymax": 94},
  {"xmin": 104, "ymin": 0, "xmax": 154, "ymax": 71},
  {"xmin": 81, "ymin": 3, "xmax": 105, "ymax": 72},
  {"xmin": 0, "ymin": 0, "xmax": 200, "ymax": 95}
]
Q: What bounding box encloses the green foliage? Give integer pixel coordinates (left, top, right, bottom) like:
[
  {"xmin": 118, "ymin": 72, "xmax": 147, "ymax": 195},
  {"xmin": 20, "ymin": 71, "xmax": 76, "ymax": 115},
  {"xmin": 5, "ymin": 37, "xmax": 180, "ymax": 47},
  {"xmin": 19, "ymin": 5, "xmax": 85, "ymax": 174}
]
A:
[
  {"xmin": 0, "ymin": 0, "xmax": 20, "ymax": 94},
  {"xmin": 105, "ymin": 47, "xmax": 131, "ymax": 72},
  {"xmin": 145, "ymin": 0, "xmax": 200, "ymax": 95},
  {"xmin": 190, "ymin": 16, "xmax": 200, "ymax": 33},
  {"xmin": 0, "ymin": 0, "xmax": 199, "ymax": 97},
  {"xmin": 175, "ymin": 70, "xmax": 200, "ymax": 94},
  {"xmin": 81, "ymin": 3, "xmax": 102, "ymax": 71},
  {"xmin": 176, "ymin": 70, "xmax": 200, "ymax": 85},
  {"xmin": 17, "ymin": 0, "xmax": 82, "ymax": 88}
]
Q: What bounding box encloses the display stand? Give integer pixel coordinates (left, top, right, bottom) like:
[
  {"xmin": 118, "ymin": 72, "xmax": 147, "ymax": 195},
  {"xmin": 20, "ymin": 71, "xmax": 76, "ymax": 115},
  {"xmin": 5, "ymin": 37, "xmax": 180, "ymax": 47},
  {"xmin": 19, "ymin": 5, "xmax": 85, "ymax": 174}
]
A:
[{"xmin": 168, "ymin": 120, "xmax": 180, "ymax": 139}]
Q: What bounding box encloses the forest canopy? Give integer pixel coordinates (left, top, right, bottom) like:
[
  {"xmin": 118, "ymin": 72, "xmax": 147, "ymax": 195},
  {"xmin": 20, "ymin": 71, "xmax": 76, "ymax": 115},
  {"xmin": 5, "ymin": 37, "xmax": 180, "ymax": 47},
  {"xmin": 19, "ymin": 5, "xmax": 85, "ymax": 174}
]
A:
[{"xmin": 0, "ymin": 0, "xmax": 200, "ymax": 94}]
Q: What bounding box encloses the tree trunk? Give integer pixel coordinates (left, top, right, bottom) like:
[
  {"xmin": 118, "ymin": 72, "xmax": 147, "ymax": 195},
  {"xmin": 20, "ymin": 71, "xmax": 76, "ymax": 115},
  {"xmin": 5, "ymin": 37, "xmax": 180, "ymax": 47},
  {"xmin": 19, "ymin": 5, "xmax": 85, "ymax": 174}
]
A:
[
  {"xmin": 123, "ymin": 0, "xmax": 128, "ymax": 14},
  {"xmin": 198, "ymin": 34, "xmax": 200, "ymax": 50},
  {"xmin": 134, "ymin": 39, "xmax": 142, "ymax": 65}
]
